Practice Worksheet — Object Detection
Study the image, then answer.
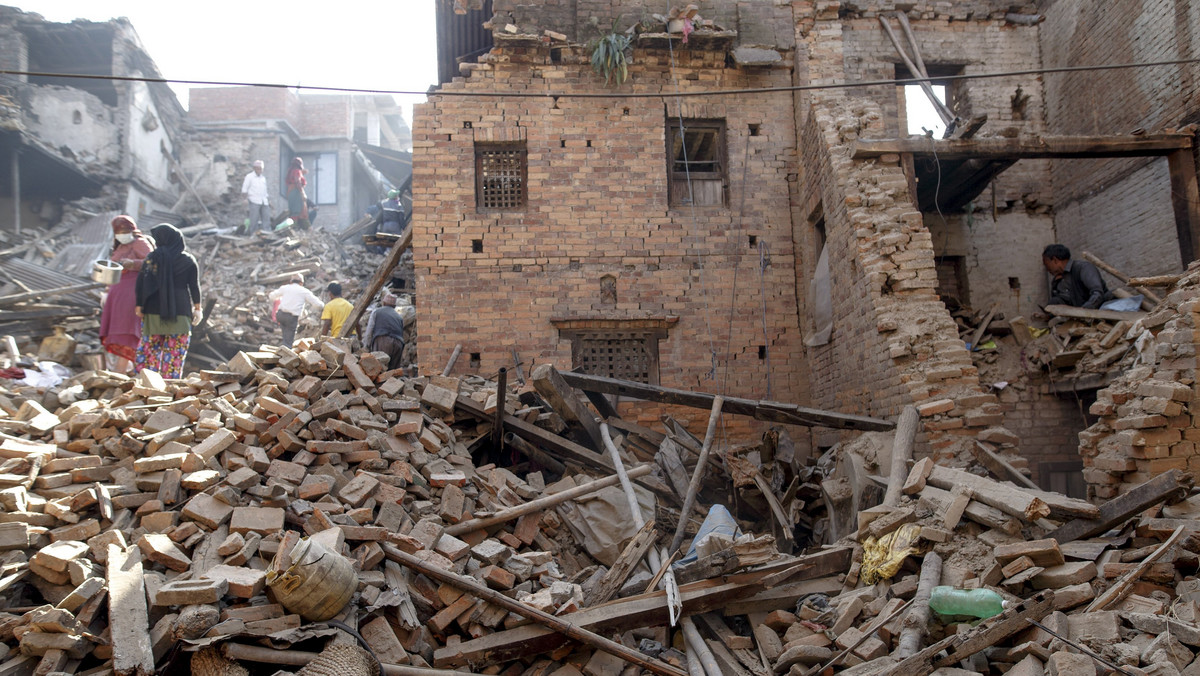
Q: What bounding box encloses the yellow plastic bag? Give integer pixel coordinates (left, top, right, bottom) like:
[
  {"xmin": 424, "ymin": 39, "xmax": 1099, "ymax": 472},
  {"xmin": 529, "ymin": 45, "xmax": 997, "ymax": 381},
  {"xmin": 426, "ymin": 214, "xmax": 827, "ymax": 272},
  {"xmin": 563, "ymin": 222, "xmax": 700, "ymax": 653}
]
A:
[{"xmin": 860, "ymin": 523, "xmax": 922, "ymax": 584}]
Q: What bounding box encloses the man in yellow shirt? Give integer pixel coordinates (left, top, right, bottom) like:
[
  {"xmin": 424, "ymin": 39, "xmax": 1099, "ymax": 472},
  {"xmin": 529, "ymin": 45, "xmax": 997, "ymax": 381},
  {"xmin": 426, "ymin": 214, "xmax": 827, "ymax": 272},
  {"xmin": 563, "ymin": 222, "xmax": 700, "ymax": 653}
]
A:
[{"xmin": 320, "ymin": 282, "xmax": 355, "ymax": 337}]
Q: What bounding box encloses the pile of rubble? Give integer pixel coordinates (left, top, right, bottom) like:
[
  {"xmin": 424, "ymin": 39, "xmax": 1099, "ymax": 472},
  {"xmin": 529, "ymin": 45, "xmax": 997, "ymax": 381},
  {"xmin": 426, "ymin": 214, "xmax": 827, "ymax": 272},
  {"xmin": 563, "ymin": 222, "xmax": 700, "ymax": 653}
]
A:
[{"xmin": 0, "ymin": 329, "xmax": 1197, "ymax": 675}]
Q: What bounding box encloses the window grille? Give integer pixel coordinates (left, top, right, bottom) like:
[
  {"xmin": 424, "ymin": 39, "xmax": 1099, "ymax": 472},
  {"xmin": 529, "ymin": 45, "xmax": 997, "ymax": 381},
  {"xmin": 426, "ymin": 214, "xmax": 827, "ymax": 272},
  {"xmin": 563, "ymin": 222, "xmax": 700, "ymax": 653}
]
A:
[
  {"xmin": 571, "ymin": 331, "xmax": 661, "ymax": 384},
  {"xmin": 476, "ymin": 143, "xmax": 527, "ymax": 210}
]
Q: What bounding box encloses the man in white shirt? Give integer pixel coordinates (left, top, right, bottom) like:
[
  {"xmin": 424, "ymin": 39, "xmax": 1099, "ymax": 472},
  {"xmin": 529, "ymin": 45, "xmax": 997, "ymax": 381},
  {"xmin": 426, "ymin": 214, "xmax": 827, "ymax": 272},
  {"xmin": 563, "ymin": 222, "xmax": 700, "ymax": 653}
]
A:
[
  {"xmin": 241, "ymin": 160, "xmax": 271, "ymax": 233},
  {"xmin": 268, "ymin": 273, "xmax": 324, "ymax": 347}
]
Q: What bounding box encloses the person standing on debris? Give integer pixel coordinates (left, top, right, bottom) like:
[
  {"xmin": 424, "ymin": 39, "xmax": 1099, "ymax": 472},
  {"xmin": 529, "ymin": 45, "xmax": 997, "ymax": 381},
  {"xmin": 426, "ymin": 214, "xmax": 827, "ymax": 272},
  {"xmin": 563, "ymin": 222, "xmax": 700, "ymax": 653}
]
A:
[
  {"xmin": 363, "ymin": 290, "xmax": 406, "ymax": 370},
  {"xmin": 269, "ymin": 273, "xmax": 324, "ymax": 348},
  {"xmin": 1042, "ymin": 244, "xmax": 1114, "ymax": 309},
  {"xmin": 241, "ymin": 160, "xmax": 271, "ymax": 233},
  {"xmin": 320, "ymin": 282, "xmax": 355, "ymax": 337},
  {"xmin": 99, "ymin": 215, "xmax": 155, "ymax": 374},
  {"xmin": 134, "ymin": 224, "xmax": 201, "ymax": 379},
  {"xmin": 285, "ymin": 157, "xmax": 310, "ymax": 230}
]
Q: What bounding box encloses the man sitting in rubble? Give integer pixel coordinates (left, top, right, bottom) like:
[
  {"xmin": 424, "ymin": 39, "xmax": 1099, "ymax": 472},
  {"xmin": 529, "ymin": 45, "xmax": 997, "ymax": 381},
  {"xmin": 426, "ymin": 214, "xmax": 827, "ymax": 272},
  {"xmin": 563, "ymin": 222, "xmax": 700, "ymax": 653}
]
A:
[
  {"xmin": 269, "ymin": 273, "xmax": 324, "ymax": 348},
  {"xmin": 1042, "ymin": 243, "xmax": 1114, "ymax": 310}
]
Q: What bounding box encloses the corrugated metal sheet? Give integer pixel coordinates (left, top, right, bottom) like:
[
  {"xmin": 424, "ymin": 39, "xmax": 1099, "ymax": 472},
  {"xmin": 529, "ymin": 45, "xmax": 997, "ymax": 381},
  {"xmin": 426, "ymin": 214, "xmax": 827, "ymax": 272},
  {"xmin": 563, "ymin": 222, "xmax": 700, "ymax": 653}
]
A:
[
  {"xmin": 437, "ymin": 0, "xmax": 495, "ymax": 85},
  {"xmin": 0, "ymin": 257, "xmax": 100, "ymax": 307}
]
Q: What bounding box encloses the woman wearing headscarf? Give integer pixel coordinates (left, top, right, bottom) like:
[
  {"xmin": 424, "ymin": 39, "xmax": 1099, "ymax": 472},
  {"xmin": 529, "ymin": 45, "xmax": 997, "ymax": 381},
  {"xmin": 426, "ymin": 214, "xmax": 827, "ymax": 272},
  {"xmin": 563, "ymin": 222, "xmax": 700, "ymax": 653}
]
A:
[
  {"xmin": 285, "ymin": 157, "xmax": 310, "ymax": 229},
  {"xmin": 134, "ymin": 224, "xmax": 201, "ymax": 379},
  {"xmin": 99, "ymin": 215, "xmax": 154, "ymax": 374}
]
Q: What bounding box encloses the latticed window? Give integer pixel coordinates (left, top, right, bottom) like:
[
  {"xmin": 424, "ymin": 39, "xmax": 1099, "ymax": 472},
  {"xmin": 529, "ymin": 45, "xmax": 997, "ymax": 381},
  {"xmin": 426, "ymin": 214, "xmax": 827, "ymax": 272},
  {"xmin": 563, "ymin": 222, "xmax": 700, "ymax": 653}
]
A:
[
  {"xmin": 475, "ymin": 143, "xmax": 527, "ymax": 210},
  {"xmin": 568, "ymin": 330, "xmax": 662, "ymax": 384}
]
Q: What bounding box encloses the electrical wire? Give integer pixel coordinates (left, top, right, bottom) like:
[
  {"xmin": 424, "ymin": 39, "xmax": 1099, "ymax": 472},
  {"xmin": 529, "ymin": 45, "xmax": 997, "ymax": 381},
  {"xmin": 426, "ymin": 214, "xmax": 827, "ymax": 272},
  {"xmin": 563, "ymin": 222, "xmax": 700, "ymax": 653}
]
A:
[{"xmin": 4, "ymin": 55, "xmax": 1200, "ymax": 99}]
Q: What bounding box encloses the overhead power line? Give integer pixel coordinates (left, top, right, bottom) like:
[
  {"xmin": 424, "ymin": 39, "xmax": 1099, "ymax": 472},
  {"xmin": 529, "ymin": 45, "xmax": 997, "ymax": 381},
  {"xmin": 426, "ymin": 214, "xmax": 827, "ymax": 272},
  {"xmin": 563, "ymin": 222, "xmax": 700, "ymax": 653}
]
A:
[{"xmin": 2, "ymin": 56, "xmax": 1200, "ymax": 99}]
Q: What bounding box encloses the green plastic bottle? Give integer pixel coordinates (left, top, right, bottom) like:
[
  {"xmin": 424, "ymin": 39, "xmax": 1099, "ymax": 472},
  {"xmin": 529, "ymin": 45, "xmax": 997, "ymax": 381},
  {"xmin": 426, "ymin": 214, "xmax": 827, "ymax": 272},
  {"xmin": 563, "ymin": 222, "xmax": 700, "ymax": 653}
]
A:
[{"xmin": 927, "ymin": 586, "xmax": 1006, "ymax": 619}]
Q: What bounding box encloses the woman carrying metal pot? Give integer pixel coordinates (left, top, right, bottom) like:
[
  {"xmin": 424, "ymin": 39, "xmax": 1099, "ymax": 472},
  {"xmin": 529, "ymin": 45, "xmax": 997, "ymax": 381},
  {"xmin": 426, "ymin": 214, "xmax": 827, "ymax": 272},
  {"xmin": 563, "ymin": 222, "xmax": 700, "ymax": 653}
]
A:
[{"xmin": 98, "ymin": 215, "xmax": 154, "ymax": 374}]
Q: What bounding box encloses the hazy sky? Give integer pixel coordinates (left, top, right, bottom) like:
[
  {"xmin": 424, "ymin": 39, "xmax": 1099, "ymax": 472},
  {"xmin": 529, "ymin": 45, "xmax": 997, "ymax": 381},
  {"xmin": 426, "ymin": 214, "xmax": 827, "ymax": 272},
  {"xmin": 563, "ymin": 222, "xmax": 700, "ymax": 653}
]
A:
[{"xmin": 9, "ymin": 1, "xmax": 439, "ymax": 125}]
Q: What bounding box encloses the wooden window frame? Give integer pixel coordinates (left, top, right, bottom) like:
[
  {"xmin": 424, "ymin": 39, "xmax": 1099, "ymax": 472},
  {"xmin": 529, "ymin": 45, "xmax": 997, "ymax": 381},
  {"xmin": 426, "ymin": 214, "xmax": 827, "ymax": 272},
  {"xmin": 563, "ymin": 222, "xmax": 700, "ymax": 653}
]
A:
[
  {"xmin": 667, "ymin": 118, "xmax": 728, "ymax": 208},
  {"xmin": 475, "ymin": 142, "xmax": 528, "ymax": 211}
]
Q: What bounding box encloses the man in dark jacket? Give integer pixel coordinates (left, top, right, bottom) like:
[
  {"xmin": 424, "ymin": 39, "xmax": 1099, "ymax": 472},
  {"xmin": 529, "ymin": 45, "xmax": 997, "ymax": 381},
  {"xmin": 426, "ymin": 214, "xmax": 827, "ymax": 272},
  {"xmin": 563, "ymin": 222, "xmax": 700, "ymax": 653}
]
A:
[{"xmin": 1042, "ymin": 243, "xmax": 1114, "ymax": 309}]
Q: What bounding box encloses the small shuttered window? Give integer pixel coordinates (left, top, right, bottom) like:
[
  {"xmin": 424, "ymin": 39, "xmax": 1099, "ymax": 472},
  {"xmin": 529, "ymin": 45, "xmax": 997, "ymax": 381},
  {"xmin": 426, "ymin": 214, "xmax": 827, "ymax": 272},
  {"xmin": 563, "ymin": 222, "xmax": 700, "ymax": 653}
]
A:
[{"xmin": 565, "ymin": 330, "xmax": 663, "ymax": 385}]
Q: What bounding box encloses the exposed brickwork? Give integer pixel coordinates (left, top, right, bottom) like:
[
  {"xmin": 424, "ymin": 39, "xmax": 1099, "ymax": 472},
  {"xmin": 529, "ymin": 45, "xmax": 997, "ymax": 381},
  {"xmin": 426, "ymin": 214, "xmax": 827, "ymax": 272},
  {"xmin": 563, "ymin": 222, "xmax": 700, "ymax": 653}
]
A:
[
  {"xmin": 1040, "ymin": 0, "xmax": 1200, "ymax": 275},
  {"xmin": 413, "ymin": 45, "xmax": 807, "ymax": 438},
  {"xmin": 189, "ymin": 87, "xmax": 299, "ymax": 128},
  {"xmin": 1078, "ymin": 274, "xmax": 1200, "ymax": 498}
]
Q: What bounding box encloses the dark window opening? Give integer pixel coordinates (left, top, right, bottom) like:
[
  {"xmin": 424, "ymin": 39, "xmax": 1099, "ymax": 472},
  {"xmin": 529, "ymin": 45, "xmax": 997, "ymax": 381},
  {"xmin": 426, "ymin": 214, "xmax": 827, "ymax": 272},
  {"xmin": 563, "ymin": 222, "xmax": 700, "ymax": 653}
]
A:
[
  {"xmin": 475, "ymin": 143, "xmax": 527, "ymax": 211},
  {"xmin": 586, "ymin": 140, "xmax": 592, "ymax": 148},
  {"xmin": 469, "ymin": 352, "xmax": 481, "ymax": 368},
  {"xmin": 463, "ymin": 121, "xmax": 473, "ymax": 129},
  {"xmin": 550, "ymin": 48, "xmax": 562, "ymax": 63},
  {"xmin": 748, "ymin": 123, "xmax": 760, "ymax": 136},
  {"xmin": 472, "ymin": 239, "xmax": 483, "ymax": 253},
  {"xmin": 748, "ymin": 235, "xmax": 757, "ymax": 247},
  {"xmin": 758, "ymin": 345, "xmax": 767, "ymax": 359},
  {"xmin": 667, "ymin": 118, "xmax": 727, "ymax": 207}
]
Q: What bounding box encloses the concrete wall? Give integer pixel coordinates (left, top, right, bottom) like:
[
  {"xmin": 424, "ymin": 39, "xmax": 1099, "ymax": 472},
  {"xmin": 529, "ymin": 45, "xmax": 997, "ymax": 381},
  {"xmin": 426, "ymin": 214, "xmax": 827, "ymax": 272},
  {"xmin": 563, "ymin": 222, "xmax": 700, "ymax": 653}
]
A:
[
  {"xmin": 414, "ymin": 45, "xmax": 808, "ymax": 438},
  {"xmin": 125, "ymin": 80, "xmax": 175, "ymax": 195},
  {"xmin": 1040, "ymin": 0, "xmax": 1200, "ymax": 272},
  {"xmin": 22, "ymin": 86, "xmax": 119, "ymax": 169}
]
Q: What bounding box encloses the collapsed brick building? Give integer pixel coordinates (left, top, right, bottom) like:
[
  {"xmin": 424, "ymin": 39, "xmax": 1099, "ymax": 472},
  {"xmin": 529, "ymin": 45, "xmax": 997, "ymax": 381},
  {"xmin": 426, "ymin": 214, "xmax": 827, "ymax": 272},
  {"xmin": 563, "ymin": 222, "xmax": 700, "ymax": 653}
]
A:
[{"xmin": 417, "ymin": 0, "xmax": 1200, "ymax": 496}]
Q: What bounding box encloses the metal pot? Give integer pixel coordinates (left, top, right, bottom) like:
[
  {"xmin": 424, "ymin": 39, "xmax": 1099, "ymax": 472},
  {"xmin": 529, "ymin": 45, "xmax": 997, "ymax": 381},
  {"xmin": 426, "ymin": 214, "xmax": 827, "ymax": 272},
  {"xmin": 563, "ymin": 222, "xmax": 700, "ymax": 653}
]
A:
[{"xmin": 91, "ymin": 260, "xmax": 123, "ymax": 285}]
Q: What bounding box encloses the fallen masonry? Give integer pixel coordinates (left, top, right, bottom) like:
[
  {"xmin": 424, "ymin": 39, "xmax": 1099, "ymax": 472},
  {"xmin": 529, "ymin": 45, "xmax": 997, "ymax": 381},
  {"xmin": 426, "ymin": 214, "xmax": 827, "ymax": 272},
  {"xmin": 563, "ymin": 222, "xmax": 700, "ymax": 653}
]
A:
[{"xmin": 0, "ymin": 336, "xmax": 1198, "ymax": 675}]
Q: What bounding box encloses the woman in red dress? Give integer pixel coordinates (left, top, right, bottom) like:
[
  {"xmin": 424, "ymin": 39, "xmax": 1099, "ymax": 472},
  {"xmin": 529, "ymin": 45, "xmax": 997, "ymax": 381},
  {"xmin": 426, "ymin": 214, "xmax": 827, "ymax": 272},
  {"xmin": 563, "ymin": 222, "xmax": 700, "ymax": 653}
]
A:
[{"xmin": 99, "ymin": 215, "xmax": 154, "ymax": 373}]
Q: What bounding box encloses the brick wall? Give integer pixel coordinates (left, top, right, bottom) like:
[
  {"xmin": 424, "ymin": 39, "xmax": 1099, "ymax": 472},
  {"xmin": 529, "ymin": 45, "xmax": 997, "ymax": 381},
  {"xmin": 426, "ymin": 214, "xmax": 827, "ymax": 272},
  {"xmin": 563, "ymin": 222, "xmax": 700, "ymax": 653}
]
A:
[
  {"xmin": 1040, "ymin": 0, "xmax": 1200, "ymax": 273},
  {"xmin": 1079, "ymin": 277, "xmax": 1200, "ymax": 498},
  {"xmin": 413, "ymin": 45, "xmax": 808, "ymax": 439},
  {"xmin": 299, "ymin": 95, "xmax": 351, "ymax": 138},
  {"xmin": 188, "ymin": 87, "xmax": 300, "ymax": 128}
]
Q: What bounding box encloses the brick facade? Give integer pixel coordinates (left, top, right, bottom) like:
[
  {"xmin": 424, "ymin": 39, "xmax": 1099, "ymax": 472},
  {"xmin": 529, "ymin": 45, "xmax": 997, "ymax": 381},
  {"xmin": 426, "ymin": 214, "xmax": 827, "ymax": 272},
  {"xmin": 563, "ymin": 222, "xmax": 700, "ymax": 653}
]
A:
[
  {"xmin": 413, "ymin": 44, "xmax": 808, "ymax": 438},
  {"xmin": 1040, "ymin": 0, "xmax": 1200, "ymax": 276}
]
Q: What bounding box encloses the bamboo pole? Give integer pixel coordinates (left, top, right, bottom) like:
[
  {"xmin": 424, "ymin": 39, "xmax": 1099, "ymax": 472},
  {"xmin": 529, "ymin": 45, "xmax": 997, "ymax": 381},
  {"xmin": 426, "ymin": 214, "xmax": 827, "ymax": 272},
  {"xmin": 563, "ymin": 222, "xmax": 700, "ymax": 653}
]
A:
[
  {"xmin": 381, "ymin": 544, "xmax": 688, "ymax": 676},
  {"xmin": 1080, "ymin": 251, "xmax": 1163, "ymax": 305},
  {"xmin": 680, "ymin": 616, "xmax": 722, "ymax": 676},
  {"xmin": 443, "ymin": 464, "xmax": 652, "ymax": 537},
  {"xmin": 670, "ymin": 396, "xmax": 725, "ymax": 554}
]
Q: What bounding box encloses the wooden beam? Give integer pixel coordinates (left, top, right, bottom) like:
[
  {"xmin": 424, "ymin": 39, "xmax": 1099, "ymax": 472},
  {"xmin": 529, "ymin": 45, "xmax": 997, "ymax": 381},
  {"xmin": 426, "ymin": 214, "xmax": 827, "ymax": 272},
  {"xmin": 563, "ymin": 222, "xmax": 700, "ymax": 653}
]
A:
[
  {"xmin": 1047, "ymin": 469, "xmax": 1188, "ymax": 544},
  {"xmin": 558, "ymin": 371, "xmax": 893, "ymax": 432},
  {"xmin": 383, "ymin": 544, "xmax": 688, "ymax": 676},
  {"xmin": 926, "ymin": 465, "xmax": 1049, "ymax": 522},
  {"xmin": 852, "ymin": 134, "xmax": 1193, "ymax": 160},
  {"xmin": 1044, "ymin": 304, "xmax": 1146, "ymax": 322},
  {"xmin": 532, "ymin": 364, "xmax": 605, "ymax": 451},
  {"xmin": 337, "ymin": 226, "xmax": 412, "ymax": 338},
  {"xmin": 455, "ymin": 393, "xmax": 613, "ymax": 472},
  {"xmin": 1168, "ymin": 148, "xmax": 1200, "ymax": 265},
  {"xmin": 1080, "ymin": 251, "xmax": 1164, "ymax": 305},
  {"xmin": 107, "ymin": 546, "xmax": 154, "ymax": 676}
]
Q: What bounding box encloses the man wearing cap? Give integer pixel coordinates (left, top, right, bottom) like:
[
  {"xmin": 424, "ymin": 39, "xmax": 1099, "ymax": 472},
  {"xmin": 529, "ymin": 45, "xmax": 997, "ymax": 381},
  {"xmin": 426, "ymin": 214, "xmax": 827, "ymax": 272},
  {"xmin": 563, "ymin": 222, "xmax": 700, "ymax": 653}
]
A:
[
  {"xmin": 268, "ymin": 273, "xmax": 324, "ymax": 347},
  {"xmin": 241, "ymin": 160, "xmax": 271, "ymax": 233},
  {"xmin": 378, "ymin": 189, "xmax": 406, "ymax": 237},
  {"xmin": 363, "ymin": 290, "xmax": 407, "ymax": 370}
]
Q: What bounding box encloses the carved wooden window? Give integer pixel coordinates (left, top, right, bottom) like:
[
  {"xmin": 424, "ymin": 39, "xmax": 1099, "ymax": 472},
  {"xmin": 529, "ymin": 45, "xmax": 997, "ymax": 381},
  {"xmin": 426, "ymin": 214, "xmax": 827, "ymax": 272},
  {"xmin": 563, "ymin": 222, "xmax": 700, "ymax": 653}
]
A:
[
  {"xmin": 475, "ymin": 142, "xmax": 527, "ymax": 211},
  {"xmin": 566, "ymin": 330, "xmax": 663, "ymax": 385},
  {"xmin": 667, "ymin": 119, "xmax": 727, "ymax": 207}
]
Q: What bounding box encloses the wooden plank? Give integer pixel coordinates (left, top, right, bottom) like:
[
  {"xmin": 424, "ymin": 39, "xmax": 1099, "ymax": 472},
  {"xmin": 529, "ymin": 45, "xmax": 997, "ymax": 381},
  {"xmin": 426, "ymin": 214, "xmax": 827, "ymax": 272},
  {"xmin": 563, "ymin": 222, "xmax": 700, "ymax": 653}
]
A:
[
  {"xmin": 0, "ymin": 282, "xmax": 103, "ymax": 307},
  {"xmin": 584, "ymin": 520, "xmax": 658, "ymax": 607},
  {"xmin": 106, "ymin": 545, "xmax": 154, "ymax": 676},
  {"xmin": 851, "ymin": 134, "xmax": 1192, "ymax": 160},
  {"xmin": 455, "ymin": 393, "xmax": 613, "ymax": 472},
  {"xmin": 337, "ymin": 226, "xmax": 412, "ymax": 338},
  {"xmin": 969, "ymin": 441, "xmax": 1039, "ymax": 490},
  {"xmin": 1087, "ymin": 525, "xmax": 1189, "ymax": 611},
  {"xmin": 968, "ymin": 305, "xmax": 997, "ymax": 351},
  {"xmin": 1044, "ymin": 304, "xmax": 1147, "ymax": 322},
  {"xmin": 531, "ymin": 364, "xmax": 605, "ymax": 451},
  {"xmin": 558, "ymin": 371, "xmax": 893, "ymax": 432},
  {"xmin": 926, "ymin": 465, "xmax": 1049, "ymax": 521},
  {"xmin": 432, "ymin": 547, "xmax": 850, "ymax": 668},
  {"xmin": 1047, "ymin": 470, "xmax": 1188, "ymax": 544}
]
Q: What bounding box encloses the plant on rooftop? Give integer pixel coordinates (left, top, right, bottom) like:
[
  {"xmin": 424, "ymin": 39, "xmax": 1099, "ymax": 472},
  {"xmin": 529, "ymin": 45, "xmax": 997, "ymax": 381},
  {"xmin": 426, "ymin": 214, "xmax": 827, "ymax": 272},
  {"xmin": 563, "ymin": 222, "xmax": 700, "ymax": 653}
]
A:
[{"xmin": 588, "ymin": 23, "xmax": 632, "ymax": 87}]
